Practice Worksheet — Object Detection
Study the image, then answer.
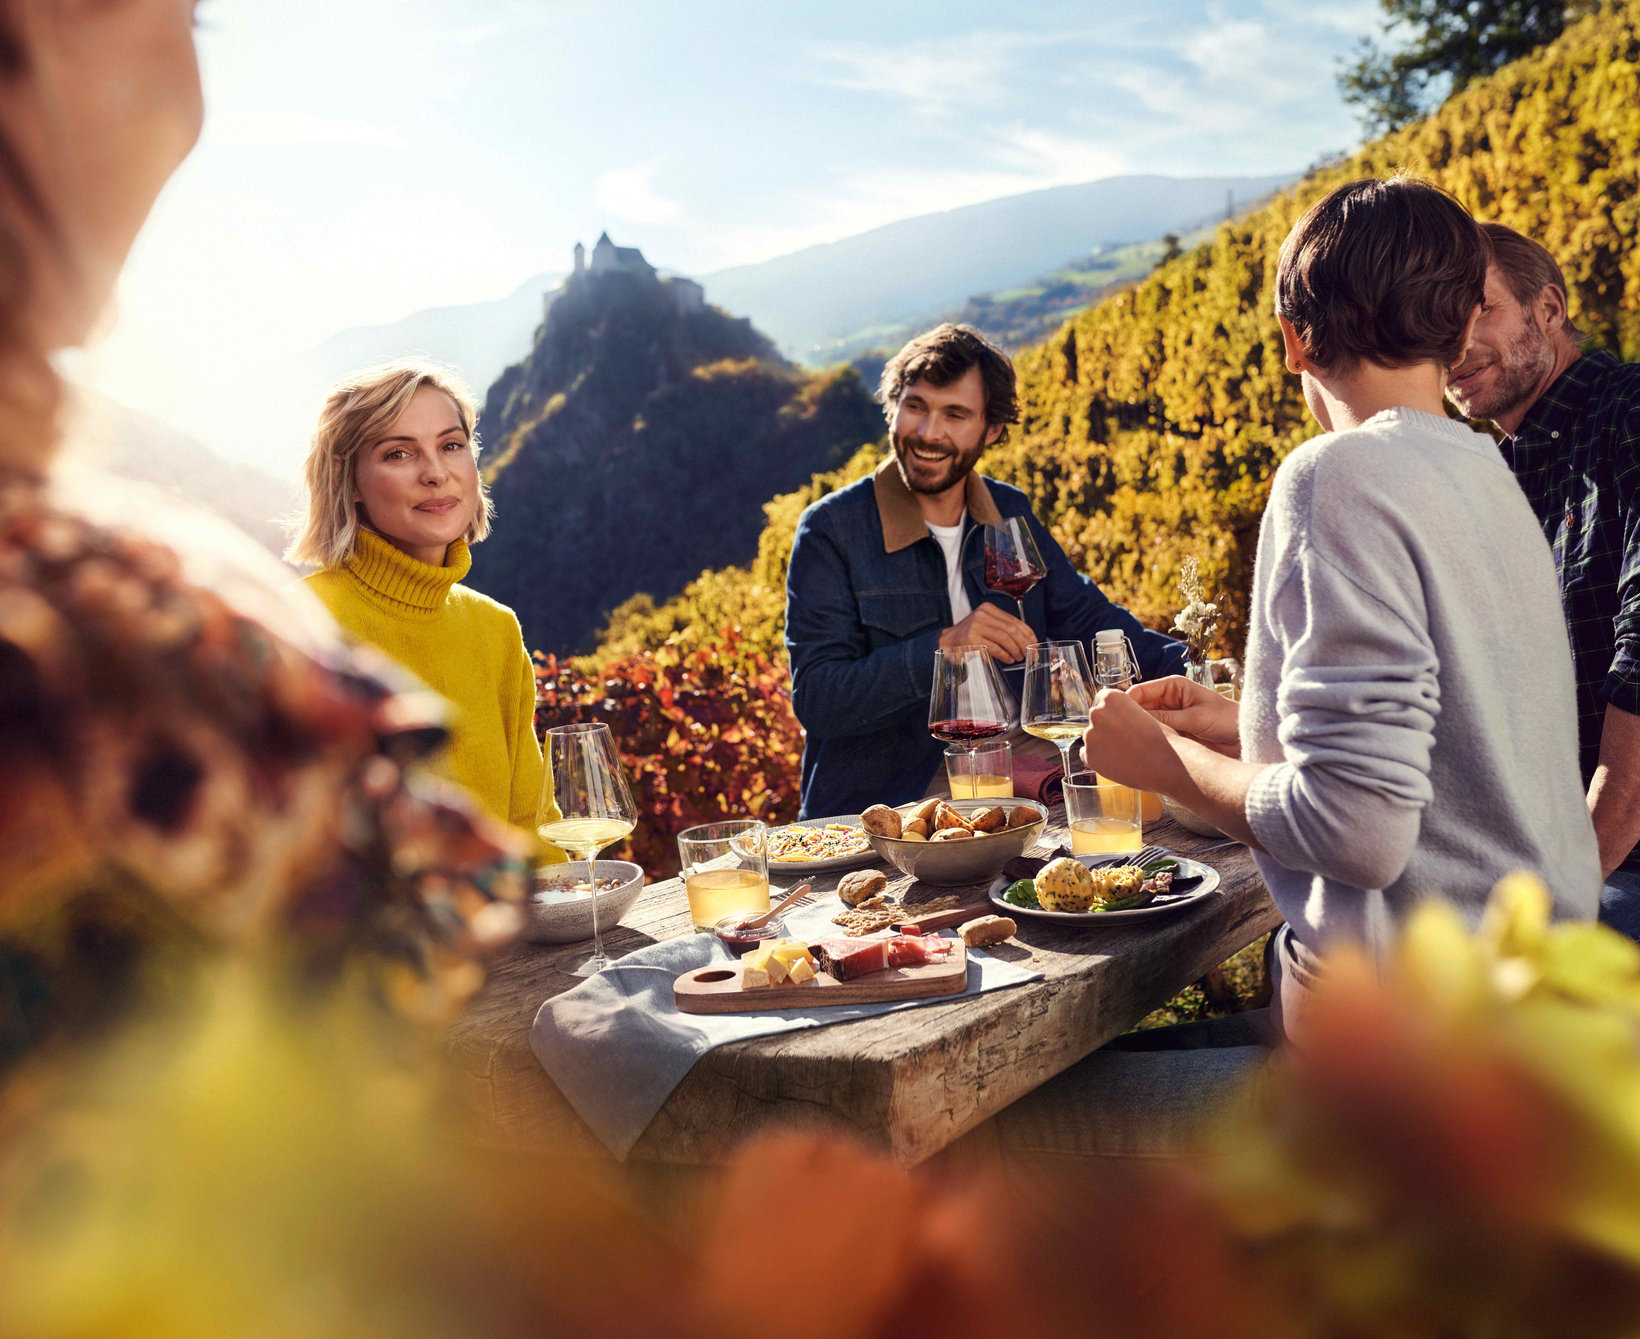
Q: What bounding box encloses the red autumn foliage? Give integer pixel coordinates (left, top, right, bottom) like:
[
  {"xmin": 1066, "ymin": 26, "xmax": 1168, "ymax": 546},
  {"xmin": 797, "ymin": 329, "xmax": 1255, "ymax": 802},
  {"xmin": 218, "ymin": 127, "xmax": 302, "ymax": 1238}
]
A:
[{"xmin": 533, "ymin": 628, "xmax": 805, "ymax": 879}]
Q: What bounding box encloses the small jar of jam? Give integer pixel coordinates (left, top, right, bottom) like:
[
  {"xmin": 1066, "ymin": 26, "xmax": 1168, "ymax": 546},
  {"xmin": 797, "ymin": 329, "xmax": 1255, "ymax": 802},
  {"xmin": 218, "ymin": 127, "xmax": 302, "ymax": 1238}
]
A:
[{"xmin": 713, "ymin": 913, "xmax": 786, "ymax": 957}]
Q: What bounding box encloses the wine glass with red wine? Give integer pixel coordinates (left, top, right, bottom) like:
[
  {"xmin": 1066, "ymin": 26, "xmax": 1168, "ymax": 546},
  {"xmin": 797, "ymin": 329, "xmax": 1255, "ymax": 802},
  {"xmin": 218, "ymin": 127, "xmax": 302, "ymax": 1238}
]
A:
[
  {"xmin": 984, "ymin": 519, "xmax": 1047, "ymax": 622},
  {"xmin": 928, "ymin": 645, "xmax": 1016, "ymax": 759}
]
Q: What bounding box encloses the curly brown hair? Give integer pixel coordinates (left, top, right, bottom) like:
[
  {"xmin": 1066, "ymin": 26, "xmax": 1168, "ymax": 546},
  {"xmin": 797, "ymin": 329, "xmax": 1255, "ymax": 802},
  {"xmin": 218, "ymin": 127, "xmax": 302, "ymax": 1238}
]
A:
[{"xmin": 878, "ymin": 323, "xmax": 1020, "ymax": 432}]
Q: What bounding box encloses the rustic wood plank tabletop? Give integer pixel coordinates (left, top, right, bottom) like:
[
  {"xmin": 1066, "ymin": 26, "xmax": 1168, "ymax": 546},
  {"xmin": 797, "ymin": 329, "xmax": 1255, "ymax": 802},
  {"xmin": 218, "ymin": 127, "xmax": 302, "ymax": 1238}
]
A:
[{"xmin": 445, "ymin": 807, "xmax": 1280, "ymax": 1166}]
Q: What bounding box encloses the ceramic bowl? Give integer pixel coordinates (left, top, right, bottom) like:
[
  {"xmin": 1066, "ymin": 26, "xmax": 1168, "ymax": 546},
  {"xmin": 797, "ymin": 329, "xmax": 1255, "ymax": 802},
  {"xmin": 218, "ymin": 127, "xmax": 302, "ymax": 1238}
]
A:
[
  {"xmin": 522, "ymin": 860, "xmax": 645, "ymax": 944},
  {"xmin": 1160, "ymin": 794, "xmax": 1228, "ymax": 838},
  {"xmin": 864, "ymin": 797, "xmax": 1048, "ymax": 887}
]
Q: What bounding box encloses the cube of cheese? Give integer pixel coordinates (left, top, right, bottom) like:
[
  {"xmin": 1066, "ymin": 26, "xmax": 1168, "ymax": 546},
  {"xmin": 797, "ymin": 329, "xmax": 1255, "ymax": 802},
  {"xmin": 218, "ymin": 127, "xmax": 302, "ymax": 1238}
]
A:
[
  {"xmin": 743, "ymin": 946, "xmax": 776, "ymax": 977},
  {"xmin": 770, "ymin": 941, "xmax": 814, "ymax": 970},
  {"xmin": 764, "ymin": 954, "xmax": 790, "ymax": 986},
  {"xmin": 740, "ymin": 967, "xmax": 770, "ymax": 990},
  {"xmin": 787, "ymin": 956, "xmax": 817, "ymax": 986}
]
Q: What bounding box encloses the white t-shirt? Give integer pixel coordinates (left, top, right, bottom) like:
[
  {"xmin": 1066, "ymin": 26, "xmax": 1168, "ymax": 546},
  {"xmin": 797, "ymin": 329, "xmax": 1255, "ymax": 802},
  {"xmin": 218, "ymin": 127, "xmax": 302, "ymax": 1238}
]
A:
[{"xmin": 927, "ymin": 511, "xmax": 973, "ymax": 624}]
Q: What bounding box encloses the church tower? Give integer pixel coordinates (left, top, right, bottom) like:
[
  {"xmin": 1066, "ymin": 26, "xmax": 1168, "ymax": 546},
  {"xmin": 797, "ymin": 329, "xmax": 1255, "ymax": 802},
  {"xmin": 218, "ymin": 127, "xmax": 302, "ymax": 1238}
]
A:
[{"xmin": 573, "ymin": 241, "xmax": 585, "ymax": 276}]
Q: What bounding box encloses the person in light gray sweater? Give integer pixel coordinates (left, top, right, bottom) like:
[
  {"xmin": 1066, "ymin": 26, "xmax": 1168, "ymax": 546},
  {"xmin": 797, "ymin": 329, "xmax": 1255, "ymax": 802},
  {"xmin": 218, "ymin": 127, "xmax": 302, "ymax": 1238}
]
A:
[{"xmin": 1081, "ymin": 176, "xmax": 1600, "ymax": 1038}]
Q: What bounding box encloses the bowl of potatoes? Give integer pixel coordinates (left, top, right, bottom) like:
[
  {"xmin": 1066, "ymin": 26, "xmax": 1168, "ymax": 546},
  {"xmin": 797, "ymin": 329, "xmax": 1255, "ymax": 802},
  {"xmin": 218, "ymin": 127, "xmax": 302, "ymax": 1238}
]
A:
[{"xmin": 860, "ymin": 796, "xmax": 1048, "ymax": 886}]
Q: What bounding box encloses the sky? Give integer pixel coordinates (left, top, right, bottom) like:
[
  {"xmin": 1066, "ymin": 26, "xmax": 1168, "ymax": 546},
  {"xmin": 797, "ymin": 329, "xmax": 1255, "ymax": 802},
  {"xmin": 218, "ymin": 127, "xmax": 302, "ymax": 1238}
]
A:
[{"xmin": 76, "ymin": 0, "xmax": 1379, "ymax": 476}]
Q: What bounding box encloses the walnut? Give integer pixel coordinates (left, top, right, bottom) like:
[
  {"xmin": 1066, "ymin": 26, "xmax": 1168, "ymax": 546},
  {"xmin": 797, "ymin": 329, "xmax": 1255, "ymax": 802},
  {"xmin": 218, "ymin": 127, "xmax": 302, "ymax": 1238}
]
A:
[
  {"xmin": 838, "ymin": 869, "xmax": 889, "ymax": 907},
  {"xmin": 969, "ymin": 806, "xmax": 1008, "ymax": 834},
  {"xmin": 860, "ymin": 804, "xmax": 902, "ymax": 838}
]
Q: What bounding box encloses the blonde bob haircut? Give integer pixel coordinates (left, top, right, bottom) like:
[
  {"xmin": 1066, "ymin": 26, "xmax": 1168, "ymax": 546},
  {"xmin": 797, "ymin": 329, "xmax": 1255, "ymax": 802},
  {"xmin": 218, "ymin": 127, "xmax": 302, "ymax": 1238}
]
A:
[{"xmin": 286, "ymin": 359, "xmax": 495, "ymax": 569}]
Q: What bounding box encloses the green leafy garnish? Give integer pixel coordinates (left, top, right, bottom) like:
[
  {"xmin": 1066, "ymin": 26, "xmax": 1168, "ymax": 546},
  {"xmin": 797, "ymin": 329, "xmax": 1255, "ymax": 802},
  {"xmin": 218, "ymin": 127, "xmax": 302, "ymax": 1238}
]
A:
[
  {"xmin": 1003, "ymin": 879, "xmax": 1040, "ymax": 909},
  {"xmin": 1093, "ymin": 892, "xmax": 1155, "ymax": 913},
  {"xmin": 1139, "ymin": 857, "xmax": 1179, "ymax": 875}
]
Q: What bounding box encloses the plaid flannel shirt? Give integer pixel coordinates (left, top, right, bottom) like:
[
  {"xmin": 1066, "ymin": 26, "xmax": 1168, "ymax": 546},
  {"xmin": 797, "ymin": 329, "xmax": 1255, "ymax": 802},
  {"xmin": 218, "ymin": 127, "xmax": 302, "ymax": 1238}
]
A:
[{"xmin": 1502, "ymin": 350, "xmax": 1640, "ymax": 872}]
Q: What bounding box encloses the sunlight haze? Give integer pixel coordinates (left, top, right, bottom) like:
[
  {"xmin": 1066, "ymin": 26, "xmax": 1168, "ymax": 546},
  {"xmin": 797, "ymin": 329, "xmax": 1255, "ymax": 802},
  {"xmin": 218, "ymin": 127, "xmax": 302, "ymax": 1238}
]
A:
[{"xmin": 79, "ymin": 0, "xmax": 1374, "ymax": 479}]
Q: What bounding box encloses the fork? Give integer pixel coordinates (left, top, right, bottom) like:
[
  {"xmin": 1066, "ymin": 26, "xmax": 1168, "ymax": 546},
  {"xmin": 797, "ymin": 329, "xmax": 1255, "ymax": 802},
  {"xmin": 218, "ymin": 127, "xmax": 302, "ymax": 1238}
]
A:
[{"xmin": 1086, "ymin": 843, "xmax": 1170, "ymax": 868}]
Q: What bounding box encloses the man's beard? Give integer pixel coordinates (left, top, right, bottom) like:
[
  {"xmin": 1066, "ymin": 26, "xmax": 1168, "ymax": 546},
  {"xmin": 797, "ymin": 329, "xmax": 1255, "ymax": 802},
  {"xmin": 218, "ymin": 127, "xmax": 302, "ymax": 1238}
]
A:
[
  {"xmin": 1448, "ymin": 310, "xmax": 1556, "ymax": 424},
  {"xmin": 892, "ymin": 431, "xmax": 986, "ymax": 496}
]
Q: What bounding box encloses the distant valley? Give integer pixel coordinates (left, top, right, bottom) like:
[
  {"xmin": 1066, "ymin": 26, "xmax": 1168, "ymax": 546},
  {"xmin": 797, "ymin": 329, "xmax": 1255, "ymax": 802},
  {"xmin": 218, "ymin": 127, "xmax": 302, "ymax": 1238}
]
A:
[{"xmin": 702, "ymin": 172, "xmax": 1294, "ymax": 362}]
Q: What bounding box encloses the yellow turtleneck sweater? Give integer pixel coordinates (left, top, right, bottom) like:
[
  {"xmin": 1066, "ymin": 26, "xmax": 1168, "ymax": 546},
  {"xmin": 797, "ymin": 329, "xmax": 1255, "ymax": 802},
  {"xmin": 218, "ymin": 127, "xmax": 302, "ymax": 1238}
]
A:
[{"xmin": 305, "ymin": 530, "xmax": 563, "ymax": 858}]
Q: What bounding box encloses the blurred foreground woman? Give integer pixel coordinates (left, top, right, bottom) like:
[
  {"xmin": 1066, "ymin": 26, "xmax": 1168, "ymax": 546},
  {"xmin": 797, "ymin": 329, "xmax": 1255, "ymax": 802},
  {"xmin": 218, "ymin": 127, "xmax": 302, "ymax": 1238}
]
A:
[
  {"xmin": 0, "ymin": 0, "xmax": 526, "ymax": 1075},
  {"xmin": 289, "ymin": 362, "xmax": 563, "ymax": 849}
]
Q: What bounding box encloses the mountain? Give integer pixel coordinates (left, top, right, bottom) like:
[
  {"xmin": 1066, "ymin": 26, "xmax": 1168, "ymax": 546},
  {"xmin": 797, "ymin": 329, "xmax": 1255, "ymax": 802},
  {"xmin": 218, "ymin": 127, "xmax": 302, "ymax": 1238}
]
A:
[
  {"xmin": 64, "ymin": 391, "xmax": 297, "ymax": 558},
  {"xmin": 701, "ymin": 173, "xmax": 1297, "ymax": 361},
  {"xmin": 590, "ymin": 0, "xmax": 1640, "ymax": 666},
  {"xmin": 261, "ymin": 271, "xmax": 564, "ymax": 440},
  {"xmin": 295, "ymin": 271, "xmax": 563, "ymax": 400},
  {"xmin": 466, "ymin": 240, "xmax": 883, "ymax": 656}
]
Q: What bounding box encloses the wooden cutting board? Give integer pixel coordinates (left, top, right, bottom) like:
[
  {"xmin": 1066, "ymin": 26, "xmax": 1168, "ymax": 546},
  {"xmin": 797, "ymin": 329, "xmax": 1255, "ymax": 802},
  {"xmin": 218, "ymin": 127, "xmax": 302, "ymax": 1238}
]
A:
[{"xmin": 675, "ymin": 940, "xmax": 968, "ymax": 1014}]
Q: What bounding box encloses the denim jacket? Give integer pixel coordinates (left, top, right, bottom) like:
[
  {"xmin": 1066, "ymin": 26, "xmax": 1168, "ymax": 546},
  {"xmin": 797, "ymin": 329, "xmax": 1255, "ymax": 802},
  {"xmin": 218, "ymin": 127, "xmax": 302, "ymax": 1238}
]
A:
[{"xmin": 785, "ymin": 458, "xmax": 1185, "ymax": 818}]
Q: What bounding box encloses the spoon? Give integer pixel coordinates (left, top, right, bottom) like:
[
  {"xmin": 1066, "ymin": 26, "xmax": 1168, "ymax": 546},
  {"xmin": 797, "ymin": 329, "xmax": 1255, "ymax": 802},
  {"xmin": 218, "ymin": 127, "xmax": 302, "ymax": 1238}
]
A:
[{"xmin": 740, "ymin": 882, "xmax": 812, "ymax": 932}]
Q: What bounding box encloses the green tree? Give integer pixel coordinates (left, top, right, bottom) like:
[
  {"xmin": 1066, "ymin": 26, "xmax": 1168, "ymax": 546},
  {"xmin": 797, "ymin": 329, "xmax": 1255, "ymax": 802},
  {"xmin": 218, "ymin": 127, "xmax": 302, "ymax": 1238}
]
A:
[{"xmin": 1341, "ymin": 0, "xmax": 1591, "ymax": 133}]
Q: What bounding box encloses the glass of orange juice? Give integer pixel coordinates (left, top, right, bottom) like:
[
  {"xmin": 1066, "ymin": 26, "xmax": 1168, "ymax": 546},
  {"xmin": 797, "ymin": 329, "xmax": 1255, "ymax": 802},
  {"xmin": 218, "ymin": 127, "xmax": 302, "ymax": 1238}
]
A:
[
  {"xmin": 1094, "ymin": 775, "xmax": 1164, "ymax": 823},
  {"xmin": 1064, "ymin": 771, "xmax": 1143, "ymax": 855},
  {"xmin": 945, "ymin": 740, "xmax": 1014, "ymax": 799},
  {"xmin": 678, "ymin": 820, "xmax": 772, "ymax": 932}
]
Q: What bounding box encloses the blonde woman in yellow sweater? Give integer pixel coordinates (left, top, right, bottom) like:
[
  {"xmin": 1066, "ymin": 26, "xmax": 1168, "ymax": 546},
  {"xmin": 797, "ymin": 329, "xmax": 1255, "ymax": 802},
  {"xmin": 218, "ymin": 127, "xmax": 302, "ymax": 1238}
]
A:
[{"xmin": 287, "ymin": 361, "xmax": 563, "ymax": 855}]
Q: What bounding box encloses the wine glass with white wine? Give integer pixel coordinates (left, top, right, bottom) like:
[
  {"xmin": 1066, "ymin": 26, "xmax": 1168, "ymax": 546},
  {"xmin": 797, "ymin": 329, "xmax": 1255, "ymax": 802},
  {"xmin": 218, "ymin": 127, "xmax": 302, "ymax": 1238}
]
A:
[
  {"xmin": 538, "ymin": 722, "xmax": 638, "ymax": 977},
  {"xmin": 1021, "ymin": 640, "xmax": 1095, "ymax": 775}
]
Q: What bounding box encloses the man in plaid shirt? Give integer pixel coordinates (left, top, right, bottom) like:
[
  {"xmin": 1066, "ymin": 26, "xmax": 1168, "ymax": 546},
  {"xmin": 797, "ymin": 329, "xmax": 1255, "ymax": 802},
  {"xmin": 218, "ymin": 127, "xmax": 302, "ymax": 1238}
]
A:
[{"xmin": 1448, "ymin": 222, "xmax": 1640, "ymax": 937}]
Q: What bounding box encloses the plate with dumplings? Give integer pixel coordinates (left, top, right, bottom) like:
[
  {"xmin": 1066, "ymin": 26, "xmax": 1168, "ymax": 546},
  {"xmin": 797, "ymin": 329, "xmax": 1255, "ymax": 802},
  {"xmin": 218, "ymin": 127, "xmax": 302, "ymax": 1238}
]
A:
[{"xmin": 860, "ymin": 797, "xmax": 1048, "ymax": 887}]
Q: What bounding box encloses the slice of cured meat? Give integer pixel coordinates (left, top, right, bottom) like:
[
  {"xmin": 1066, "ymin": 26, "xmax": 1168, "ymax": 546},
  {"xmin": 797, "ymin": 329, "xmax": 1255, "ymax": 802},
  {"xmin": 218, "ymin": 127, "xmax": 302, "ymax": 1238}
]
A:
[
  {"xmin": 816, "ymin": 937, "xmax": 890, "ymax": 981},
  {"xmin": 884, "ymin": 934, "xmax": 955, "ymax": 968}
]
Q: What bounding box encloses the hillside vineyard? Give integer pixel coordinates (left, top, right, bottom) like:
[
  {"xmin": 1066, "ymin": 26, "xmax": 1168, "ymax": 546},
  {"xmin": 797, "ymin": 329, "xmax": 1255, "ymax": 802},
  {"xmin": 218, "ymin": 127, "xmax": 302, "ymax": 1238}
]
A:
[{"xmin": 595, "ymin": 1, "xmax": 1640, "ymax": 666}]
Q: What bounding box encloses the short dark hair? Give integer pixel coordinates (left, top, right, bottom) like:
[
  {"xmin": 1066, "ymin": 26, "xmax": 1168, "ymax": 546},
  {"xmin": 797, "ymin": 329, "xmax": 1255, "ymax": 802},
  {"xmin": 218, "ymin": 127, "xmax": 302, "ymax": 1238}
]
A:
[
  {"xmin": 1478, "ymin": 221, "xmax": 1585, "ymax": 341},
  {"xmin": 878, "ymin": 323, "xmax": 1020, "ymax": 430},
  {"xmin": 1275, "ymin": 175, "xmax": 1487, "ymax": 372}
]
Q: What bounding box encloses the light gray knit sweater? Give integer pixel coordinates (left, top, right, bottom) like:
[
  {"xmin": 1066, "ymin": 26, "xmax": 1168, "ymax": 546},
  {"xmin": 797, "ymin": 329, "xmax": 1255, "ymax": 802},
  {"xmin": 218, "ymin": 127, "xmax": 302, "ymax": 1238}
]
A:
[{"xmin": 1241, "ymin": 407, "xmax": 1600, "ymax": 1009}]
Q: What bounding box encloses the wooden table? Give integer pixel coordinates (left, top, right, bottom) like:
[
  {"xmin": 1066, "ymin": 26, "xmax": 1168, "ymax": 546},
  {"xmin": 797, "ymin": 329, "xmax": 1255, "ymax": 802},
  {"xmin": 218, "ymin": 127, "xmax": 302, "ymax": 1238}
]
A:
[{"xmin": 446, "ymin": 810, "xmax": 1280, "ymax": 1166}]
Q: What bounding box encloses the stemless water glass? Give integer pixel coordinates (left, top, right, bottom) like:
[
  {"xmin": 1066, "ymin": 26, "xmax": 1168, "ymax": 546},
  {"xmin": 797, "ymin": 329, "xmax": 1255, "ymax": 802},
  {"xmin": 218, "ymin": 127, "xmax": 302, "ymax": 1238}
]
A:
[
  {"xmin": 928, "ymin": 645, "xmax": 1015, "ymax": 757},
  {"xmin": 945, "ymin": 738, "xmax": 1014, "ymax": 799},
  {"xmin": 1021, "ymin": 640, "xmax": 1095, "ymax": 775},
  {"xmin": 537, "ymin": 722, "xmax": 638, "ymax": 976},
  {"xmin": 677, "ymin": 821, "xmax": 771, "ymax": 932},
  {"xmin": 983, "ymin": 519, "xmax": 1047, "ymax": 621},
  {"xmin": 1063, "ymin": 770, "xmax": 1143, "ymax": 856}
]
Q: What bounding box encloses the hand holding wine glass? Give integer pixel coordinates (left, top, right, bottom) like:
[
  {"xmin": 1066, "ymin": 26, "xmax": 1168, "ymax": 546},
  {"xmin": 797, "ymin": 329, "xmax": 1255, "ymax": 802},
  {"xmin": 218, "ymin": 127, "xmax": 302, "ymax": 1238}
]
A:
[
  {"xmin": 537, "ymin": 722, "xmax": 638, "ymax": 977},
  {"xmin": 928, "ymin": 645, "xmax": 1015, "ymax": 754},
  {"xmin": 983, "ymin": 519, "xmax": 1046, "ymax": 622},
  {"xmin": 938, "ymin": 601, "xmax": 1036, "ymax": 665}
]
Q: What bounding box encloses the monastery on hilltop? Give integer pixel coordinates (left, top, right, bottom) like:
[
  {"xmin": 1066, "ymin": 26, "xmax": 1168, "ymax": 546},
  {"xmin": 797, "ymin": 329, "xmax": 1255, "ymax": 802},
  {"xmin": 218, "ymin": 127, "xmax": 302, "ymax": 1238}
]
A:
[{"xmin": 545, "ymin": 232, "xmax": 705, "ymax": 321}]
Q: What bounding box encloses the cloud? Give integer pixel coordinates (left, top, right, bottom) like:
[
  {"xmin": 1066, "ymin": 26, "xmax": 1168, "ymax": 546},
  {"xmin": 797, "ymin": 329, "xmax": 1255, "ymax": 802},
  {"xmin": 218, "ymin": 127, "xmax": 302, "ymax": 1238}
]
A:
[
  {"xmin": 595, "ymin": 164, "xmax": 682, "ymax": 226},
  {"xmin": 808, "ymin": 32, "xmax": 1027, "ymax": 115},
  {"xmin": 210, "ymin": 111, "xmax": 413, "ymax": 151}
]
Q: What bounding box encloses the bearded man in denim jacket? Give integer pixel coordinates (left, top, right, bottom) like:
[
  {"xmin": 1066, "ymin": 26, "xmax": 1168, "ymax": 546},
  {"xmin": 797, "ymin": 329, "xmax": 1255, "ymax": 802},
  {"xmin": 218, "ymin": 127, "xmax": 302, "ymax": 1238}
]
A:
[{"xmin": 785, "ymin": 324, "xmax": 1183, "ymax": 819}]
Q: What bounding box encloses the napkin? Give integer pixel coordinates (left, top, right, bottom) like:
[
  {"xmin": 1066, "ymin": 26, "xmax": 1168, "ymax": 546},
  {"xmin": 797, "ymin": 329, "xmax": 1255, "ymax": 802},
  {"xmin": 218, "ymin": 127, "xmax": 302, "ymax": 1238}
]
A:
[
  {"xmin": 1012, "ymin": 752, "xmax": 1065, "ymax": 806},
  {"xmin": 530, "ymin": 901, "xmax": 1042, "ymax": 1159}
]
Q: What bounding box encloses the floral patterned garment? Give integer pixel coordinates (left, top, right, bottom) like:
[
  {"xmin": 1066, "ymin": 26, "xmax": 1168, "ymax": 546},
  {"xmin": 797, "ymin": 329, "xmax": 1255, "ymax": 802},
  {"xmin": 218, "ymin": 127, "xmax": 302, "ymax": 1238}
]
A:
[{"xmin": 0, "ymin": 478, "xmax": 531, "ymax": 1069}]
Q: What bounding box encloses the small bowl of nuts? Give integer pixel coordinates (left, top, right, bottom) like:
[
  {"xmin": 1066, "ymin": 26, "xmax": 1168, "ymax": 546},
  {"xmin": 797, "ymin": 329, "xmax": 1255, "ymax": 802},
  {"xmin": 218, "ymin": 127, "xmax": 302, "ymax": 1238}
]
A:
[
  {"xmin": 859, "ymin": 797, "xmax": 1047, "ymax": 887},
  {"xmin": 523, "ymin": 861, "xmax": 645, "ymax": 944}
]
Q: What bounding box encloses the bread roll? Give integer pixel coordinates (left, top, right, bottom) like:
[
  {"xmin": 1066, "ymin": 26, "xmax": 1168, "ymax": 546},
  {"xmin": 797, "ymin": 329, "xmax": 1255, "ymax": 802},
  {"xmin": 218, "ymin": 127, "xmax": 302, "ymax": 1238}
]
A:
[{"xmin": 959, "ymin": 915, "xmax": 1016, "ymax": 948}]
